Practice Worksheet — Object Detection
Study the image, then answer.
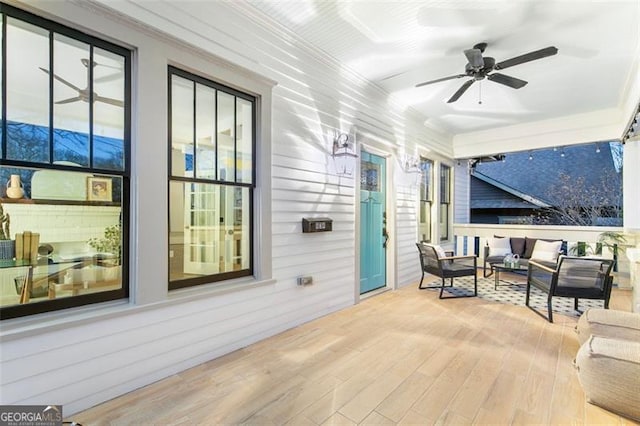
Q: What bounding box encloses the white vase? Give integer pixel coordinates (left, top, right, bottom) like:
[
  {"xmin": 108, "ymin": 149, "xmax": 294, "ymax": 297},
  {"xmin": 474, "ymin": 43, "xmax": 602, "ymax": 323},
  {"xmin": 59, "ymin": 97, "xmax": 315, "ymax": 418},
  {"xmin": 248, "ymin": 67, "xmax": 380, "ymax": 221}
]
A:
[{"xmin": 6, "ymin": 174, "xmax": 24, "ymax": 199}]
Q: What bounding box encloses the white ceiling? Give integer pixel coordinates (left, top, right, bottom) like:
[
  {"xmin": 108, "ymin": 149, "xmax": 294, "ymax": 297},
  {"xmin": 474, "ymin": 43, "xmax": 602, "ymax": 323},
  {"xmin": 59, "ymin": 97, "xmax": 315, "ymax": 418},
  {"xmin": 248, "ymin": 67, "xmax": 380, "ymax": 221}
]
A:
[{"xmin": 246, "ymin": 0, "xmax": 640, "ymax": 135}]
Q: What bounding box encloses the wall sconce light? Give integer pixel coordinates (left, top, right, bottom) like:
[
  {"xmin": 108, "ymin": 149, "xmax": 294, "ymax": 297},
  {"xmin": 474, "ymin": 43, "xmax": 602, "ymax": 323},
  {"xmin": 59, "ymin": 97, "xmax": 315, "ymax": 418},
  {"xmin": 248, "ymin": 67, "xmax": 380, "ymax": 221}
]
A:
[
  {"xmin": 528, "ymin": 151, "xmax": 533, "ymax": 160},
  {"xmin": 332, "ymin": 131, "xmax": 357, "ymax": 176},
  {"xmin": 596, "ymin": 143, "xmax": 601, "ymax": 153},
  {"xmin": 400, "ymin": 153, "xmax": 422, "ymax": 186},
  {"xmin": 560, "ymin": 148, "xmax": 566, "ymax": 158},
  {"xmin": 401, "ymin": 153, "xmax": 421, "ymax": 174}
]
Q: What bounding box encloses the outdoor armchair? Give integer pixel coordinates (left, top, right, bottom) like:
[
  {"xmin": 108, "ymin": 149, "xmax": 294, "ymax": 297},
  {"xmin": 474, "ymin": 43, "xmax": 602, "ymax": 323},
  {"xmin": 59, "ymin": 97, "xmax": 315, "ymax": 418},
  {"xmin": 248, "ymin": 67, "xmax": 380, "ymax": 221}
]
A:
[
  {"xmin": 526, "ymin": 255, "xmax": 615, "ymax": 323},
  {"xmin": 416, "ymin": 243, "xmax": 478, "ymax": 299}
]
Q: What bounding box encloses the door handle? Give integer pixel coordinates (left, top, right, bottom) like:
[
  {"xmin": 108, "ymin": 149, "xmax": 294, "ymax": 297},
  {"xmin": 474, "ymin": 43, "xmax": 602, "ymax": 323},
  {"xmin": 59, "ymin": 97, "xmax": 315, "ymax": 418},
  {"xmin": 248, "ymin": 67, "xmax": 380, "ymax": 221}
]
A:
[{"xmin": 383, "ymin": 227, "xmax": 389, "ymax": 249}]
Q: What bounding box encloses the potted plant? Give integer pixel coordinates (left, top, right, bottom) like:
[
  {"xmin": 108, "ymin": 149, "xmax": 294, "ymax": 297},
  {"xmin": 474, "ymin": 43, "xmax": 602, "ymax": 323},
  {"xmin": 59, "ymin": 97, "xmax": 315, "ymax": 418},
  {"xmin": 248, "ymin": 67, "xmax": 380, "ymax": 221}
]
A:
[
  {"xmin": 0, "ymin": 202, "xmax": 15, "ymax": 260},
  {"xmin": 88, "ymin": 224, "xmax": 121, "ymax": 266}
]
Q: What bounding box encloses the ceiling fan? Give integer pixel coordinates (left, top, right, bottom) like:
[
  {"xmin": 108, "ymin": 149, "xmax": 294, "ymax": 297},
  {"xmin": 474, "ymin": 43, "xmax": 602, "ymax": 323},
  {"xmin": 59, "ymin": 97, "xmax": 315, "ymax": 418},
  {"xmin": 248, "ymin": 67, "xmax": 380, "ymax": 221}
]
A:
[
  {"xmin": 415, "ymin": 42, "xmax": 558, "ymax": 103},
  {"xmin": 39, "ymin": 58, "xmax": 124, "ymax": 107}
]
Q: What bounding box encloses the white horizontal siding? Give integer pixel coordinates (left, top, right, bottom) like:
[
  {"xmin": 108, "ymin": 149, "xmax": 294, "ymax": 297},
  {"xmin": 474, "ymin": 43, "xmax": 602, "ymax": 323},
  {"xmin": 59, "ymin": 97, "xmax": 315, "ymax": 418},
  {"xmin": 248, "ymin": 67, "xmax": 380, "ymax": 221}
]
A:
[{"xmin": 1, "ymin": 0, "xmax": 453, "ymax": 416}]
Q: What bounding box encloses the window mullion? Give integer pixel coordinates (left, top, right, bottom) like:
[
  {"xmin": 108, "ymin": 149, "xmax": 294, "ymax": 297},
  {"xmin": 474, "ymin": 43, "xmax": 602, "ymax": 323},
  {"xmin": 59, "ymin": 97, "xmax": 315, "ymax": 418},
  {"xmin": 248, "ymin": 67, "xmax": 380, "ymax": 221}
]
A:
[
  {"xmin": 192, "ymin": 80, "xmax": 196, "ymax": 178},
  {"xmin": 48, "ymin": 30, "xmax": 53, "ymax": 163},
  {"xmin": 233, "ymin": 96, "xmax": 237, "ymax": 182},
  {"xmin": 88, "ymin": 44, "xmax": 94, "ymax": 168},
  {"xmin": 214, "ymin": 89, "xmax": 218, "ymax": 181},
  {"xmin": 1, "ymin": 14, "xmax": 6, "ymax": 158}
]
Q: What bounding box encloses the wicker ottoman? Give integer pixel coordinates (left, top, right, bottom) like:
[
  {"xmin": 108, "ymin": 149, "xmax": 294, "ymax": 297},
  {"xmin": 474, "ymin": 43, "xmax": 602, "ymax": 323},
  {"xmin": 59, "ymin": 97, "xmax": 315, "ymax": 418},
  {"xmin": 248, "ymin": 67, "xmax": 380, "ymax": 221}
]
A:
[
  {"xmin": 575, "ymin": 308, "xmax": 640, "ymax": 345},
  {"xmin": 574, "ymin": 335, "xmax": 640, "ymax": 421}
]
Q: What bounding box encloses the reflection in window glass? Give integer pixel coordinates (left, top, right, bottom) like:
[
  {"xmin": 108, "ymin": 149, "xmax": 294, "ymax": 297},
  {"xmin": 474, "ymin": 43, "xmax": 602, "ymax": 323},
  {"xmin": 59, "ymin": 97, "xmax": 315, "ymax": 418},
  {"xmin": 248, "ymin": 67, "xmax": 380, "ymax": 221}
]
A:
[
  {"xmin": 419, "ymin": 158, "xmax": 433, "ymax": 243},
  {"xmin": 0, "ymin": 167, "xmax": 123, "ymax": 310},
  {"xmin": 169, "ymin": 67, "xmax": 255, "ymax": 289},
  {"xmin": 217, "ymin": 92, "xmax": 235, "ymax": 181},
  {"xmin": 196, "ymin": 83, "xmax": 216, "ymax": 179},
  {"xmin": 440, "ymin": 164, "xmax": 451, "ymax": 241},
  {"xmin": 0, "ymin": 14, "xmax": 3, "ymax": 154},
  {"xmin": 0, "ymin": 4, "xmax": 130, "ymax": 320},
  {"xmin": 171, "ymin": 75, "xmax": 194, "ymax": 177},
  {"xmin": 236, "ymin": 98, "xmax": 253, "ymax": 184},
  {"xmin": 53, "ymin": 33, "xmax": 90, "ymax": 166},
  {"xmin": 169, "ymin": 181, "xmax": 250, "ymax": 281},
  {"xmin": 93, "ymin": 47, "xmax": 125, "ymax": 171},
  {"xmin": 6, "ymin": 18, "xmax": 50, "ymax": 163}
]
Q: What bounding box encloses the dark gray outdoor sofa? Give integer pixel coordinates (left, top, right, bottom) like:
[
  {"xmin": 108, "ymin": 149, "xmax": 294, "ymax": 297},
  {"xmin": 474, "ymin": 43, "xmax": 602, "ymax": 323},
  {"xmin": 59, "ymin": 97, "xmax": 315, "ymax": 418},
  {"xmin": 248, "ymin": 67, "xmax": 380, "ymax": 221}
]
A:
[{"xmin": 483, "ymin": 236, "xmax": 566, "ymax": 277}]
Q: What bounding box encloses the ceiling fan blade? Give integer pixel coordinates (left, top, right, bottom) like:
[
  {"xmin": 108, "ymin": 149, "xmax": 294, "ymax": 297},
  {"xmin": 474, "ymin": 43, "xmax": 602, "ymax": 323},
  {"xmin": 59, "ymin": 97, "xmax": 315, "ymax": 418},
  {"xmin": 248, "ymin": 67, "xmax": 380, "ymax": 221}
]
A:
[
  {"xmin": 81, "ymin": 58, "xmax": 120, "ymax": 70},
  {"xmin": 487, "ymin": 73, "xmax": 528, "ymax": 89},
  {"xmin": 55, "ymin": 96, "xmax": 82, "ymax": 105},
  {"xmin": 39, "ymin": 67, "xmax": 82, "ymax": 92},
  {"xmin": 94, "ymin": 73, "xmax": 122, "ymax": 84},
  {"xmin": 494, "ymin": 46, "xmax": 558, "ymax": 70},
  {"xmin": 95, "ymin": 95, "xmax": 124, "ymax": 107},
  {"xmin": 416, "ymin": 74, "xmax": 466, "ymax": 88},
  {"xmin": 464, "ymin": 48, "xmax": 484, "ymax": 68},
  {"xmin": 447, "ymin": 79, "xmax": 474, "ymax": 103}
]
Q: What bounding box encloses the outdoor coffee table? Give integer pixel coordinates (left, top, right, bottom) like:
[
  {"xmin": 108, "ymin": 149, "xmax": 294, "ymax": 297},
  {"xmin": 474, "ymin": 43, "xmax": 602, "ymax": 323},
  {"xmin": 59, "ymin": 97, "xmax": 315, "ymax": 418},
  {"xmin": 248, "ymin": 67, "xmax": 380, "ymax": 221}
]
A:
[{"xmin": 493, "ymin": 263, "xmax": 529, "ymax": 290}]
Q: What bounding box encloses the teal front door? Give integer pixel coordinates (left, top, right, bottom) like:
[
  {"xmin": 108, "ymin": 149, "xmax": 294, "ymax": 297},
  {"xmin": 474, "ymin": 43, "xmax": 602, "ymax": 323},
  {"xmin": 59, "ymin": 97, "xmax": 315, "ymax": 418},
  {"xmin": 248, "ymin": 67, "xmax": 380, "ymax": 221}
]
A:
[{"xmin": 360, "ymin": 151, "xmax": 386, "ymax": 294}]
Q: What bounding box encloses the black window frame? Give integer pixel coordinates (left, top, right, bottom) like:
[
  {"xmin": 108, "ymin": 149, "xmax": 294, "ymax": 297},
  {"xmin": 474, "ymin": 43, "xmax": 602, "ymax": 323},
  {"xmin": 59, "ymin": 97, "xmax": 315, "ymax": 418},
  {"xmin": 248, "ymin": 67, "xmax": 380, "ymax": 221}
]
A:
[
  {"xmin": 439, "ymin": 164, "xmax": 451, "ymax": 241},
  {"xmin": 0, "ymin": 3, "xmax": 131, "ymax": 320},
  {"xmin": 168, "ymin": 66, "xmax": 256, "ymax": 290},
  {"xmin": 419, "ymin": 157, "xmax": 433, "ymax": 243}
]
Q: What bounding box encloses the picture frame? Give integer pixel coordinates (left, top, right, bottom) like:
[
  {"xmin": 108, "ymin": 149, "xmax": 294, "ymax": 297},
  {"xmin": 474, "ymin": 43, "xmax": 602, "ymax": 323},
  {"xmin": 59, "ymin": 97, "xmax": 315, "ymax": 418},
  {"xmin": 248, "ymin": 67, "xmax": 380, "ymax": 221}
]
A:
[{"xmin": 87, "ymin": 177, "xmax": 112, "ymax": 202}]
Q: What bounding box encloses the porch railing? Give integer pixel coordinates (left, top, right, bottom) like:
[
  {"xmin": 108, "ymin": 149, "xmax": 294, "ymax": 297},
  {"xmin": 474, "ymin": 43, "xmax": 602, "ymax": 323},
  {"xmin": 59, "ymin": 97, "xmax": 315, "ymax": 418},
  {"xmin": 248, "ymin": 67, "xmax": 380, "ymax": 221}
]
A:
[{"xmin": 452, "ymin": 223, "xmax": 631, "ymax": 288}]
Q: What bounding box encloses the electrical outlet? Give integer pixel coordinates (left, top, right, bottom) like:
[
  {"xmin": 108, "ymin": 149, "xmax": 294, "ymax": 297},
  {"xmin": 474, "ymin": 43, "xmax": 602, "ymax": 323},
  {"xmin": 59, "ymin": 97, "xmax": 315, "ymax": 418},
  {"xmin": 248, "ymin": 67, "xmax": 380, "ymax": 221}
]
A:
[
  {"xmin": 297, "ymin": 276, "xmax": 313, "ymax": 286},
  {"xmin": 169, "ymin": 250, "xmax": 174, "ymax": 258}
]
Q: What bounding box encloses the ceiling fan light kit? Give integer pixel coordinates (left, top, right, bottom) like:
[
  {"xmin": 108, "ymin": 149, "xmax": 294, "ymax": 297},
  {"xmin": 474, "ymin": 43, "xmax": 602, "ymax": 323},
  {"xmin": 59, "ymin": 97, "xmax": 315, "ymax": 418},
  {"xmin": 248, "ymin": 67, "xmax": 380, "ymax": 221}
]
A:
[{"xmin": 415, "ymin": 42, "xmax": 558, "ymax": 103}]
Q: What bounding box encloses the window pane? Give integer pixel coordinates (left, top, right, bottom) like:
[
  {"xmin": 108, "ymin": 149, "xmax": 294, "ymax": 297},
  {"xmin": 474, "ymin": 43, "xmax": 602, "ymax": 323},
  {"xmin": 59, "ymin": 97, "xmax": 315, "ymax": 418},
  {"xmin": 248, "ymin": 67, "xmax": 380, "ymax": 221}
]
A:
[
  {"xmin": 6, "ymin": 18, "xmax": 49, "ymax": 163},
  {"xmin": 440, "ymin": 165, "xmax": 450, "ymax": 203},
  {"xmin": 439, "ymin": 203, "xmax": 449, "ymax": 240},
  {"xmin": 169, "ymin": 181, "xmax": 250, "ymax": 282},
  {"xmin": 93, "ymin": 47, "xmax": 125, "ymax": 171},
  {"xmin": 420, "ymin": 158, "xmax": 432, "ymax": 202},
  {"xmin": 195, "ymin": 83, "xmax": 216, "ymax": 179},
  {"xmin": 171, "ymin": 75, "xmax": 194, "ymax": 177},
  {"xmin": 419, "ymin": 200, "xmax": 431, "ymax": 243},
  {"xmin": 236, "ymin": 98, "xmax": 253, "ymax": 184},
  {"xmin": 0, "ymin": 167, "xmax": 123, "ymax": 310},
  {"xmin": 0, "ymin": 14, "xmax": 3, "ymax": 155},
  {"xmin": 217, "ymin": 92, "xmax": 235, "ymax": 181},
  {"xmin": 361, "ymin": 161, "xmax": 380, "ymax": 191},
  {"xmin": 52, "ymin": 33, "xmax": 90, "ymax": 167}
]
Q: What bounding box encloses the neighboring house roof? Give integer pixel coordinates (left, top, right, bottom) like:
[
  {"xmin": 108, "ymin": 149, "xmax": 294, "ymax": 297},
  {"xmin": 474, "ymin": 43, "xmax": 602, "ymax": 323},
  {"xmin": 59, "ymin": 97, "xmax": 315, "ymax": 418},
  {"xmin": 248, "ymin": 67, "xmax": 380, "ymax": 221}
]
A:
[
  {"xmin": 471, "ymin": 173, "xmax": 551, "ymax": 209},
  {"xmin": 472, "ymin": 143, "xmax": 622, "ymax": 208}
]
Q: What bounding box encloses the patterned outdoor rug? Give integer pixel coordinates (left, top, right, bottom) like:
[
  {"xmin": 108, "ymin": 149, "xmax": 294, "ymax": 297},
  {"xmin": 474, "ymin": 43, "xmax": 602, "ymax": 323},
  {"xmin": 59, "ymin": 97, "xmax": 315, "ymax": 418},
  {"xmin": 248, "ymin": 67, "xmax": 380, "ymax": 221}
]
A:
[{"xmin": 420, "ymin": 275, "xmax": 605, "ymax": 318}]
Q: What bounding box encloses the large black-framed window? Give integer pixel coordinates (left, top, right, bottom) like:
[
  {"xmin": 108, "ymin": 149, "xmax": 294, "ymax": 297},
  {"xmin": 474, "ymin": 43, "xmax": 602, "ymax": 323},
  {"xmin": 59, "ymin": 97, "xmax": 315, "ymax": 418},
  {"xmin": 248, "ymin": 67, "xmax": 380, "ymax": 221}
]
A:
[
  {"xmin": 168, "ymin": 66, "xmax": 255, "ymax": 290},
  {"xmin": 0, "ymin": 3, "xmax": 131, "ymax": 320},
  {"xmin": 419, "ymin": 157, "xmax": 433, "ymax": 243},
  {"xmin": 439, "ymin": 164, "xmax": 451, "ymax": 241}
]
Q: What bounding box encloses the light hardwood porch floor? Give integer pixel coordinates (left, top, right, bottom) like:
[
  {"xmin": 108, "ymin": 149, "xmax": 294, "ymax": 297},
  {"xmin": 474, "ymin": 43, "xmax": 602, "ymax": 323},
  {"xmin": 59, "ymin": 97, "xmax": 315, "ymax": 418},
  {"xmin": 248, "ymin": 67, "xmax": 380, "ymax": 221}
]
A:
[{"xmin": 73, "ymin": 283, "xmax": 637, "ymax": 425}]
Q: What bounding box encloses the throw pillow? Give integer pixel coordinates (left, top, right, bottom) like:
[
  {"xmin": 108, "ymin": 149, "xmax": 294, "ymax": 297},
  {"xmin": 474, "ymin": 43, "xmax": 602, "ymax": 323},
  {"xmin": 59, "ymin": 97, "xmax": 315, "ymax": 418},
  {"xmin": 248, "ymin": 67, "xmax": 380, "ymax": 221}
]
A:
[
  {"xmin": 510, "ymin": 237, "xmax": 526, "ymax": 257},
  {"xmin": 487, "ymin": 237, "xmax": 512, "ymax": 257},
  {"xmin": 431, "ymin": 245, "xmax": 447, "ymax": 259},
  {"xmin": 524, "ymin": 237, "xmax": 538, "ymax": 259},
  {"xmin": 530, "ymin": 240, "xmax": 563, "ymax": 262}
]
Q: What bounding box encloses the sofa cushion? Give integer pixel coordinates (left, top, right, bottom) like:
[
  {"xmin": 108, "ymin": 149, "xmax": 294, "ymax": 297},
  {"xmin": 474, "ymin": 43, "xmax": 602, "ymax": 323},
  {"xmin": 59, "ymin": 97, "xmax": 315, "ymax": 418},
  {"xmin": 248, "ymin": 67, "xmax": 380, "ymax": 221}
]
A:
[
  {"xmin": 487, "ymin": 237, "xmax": 512, "ymax": 257},
  {"xmin": 575, "ymin": 335, "xmax": 640, "ymax": 421},
  {"xmin": 510, "ymin": 237, "xmax": 526, "ymax": 257},
  {"xmin": 531, "ymin": 240, "xmax": 563, "ymax": 263},
  {"xmin": 524, "ymin": 237, "xmax": 563, "ymax": 259},
  {"xmin": 576, "ymin": 308, "xmax": 640, "ymax": 345}
]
